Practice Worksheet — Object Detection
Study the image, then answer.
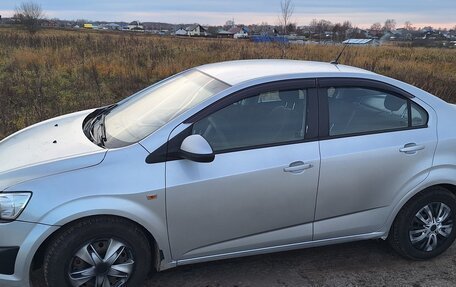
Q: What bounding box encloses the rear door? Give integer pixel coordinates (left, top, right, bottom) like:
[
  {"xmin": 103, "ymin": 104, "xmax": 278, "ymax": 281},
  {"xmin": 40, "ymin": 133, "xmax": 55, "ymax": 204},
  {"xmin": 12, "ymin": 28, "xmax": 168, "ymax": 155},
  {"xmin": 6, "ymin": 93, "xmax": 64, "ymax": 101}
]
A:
[
  {"xmin": 314, "ymin": 78, "xmax": 437, "ymax": 240},
  {"xmin": 165, "ymin": 80, "xmax": 320, "ymax": 260}
]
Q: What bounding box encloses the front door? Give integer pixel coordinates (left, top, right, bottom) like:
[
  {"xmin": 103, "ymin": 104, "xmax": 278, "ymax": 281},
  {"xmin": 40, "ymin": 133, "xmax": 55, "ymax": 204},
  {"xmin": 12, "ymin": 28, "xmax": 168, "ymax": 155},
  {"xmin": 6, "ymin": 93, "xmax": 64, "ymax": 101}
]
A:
[{"xmin": 166, "ymin": 83, "xmax": 320, "ymax": 260}]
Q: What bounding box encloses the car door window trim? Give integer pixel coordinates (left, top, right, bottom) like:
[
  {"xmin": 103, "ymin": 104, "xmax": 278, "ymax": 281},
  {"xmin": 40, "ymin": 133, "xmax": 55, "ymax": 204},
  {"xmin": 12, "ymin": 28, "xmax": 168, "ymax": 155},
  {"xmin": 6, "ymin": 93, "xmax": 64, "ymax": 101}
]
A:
[
  {"xmin": 317, "ymin": 78, "xmax": 429, "ymax": 140},
  {"xmin": 185, "ymin": 79, "xmax": 317, "ymax": 123},
  {"xmin": 147, "ymin": 77, "xmax": 429, "ymax": 164},
  {"xmin": 318, "ymin": 78, "xmax": 415, "ymax": 99}
]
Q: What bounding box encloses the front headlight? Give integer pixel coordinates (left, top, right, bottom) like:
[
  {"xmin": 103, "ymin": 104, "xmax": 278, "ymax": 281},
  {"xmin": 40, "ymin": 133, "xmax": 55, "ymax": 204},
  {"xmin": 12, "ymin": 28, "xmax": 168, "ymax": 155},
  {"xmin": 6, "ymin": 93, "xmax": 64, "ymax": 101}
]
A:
[{"xmin": 0, "ymin": 192, "xmax": 32, "ymax": 221}]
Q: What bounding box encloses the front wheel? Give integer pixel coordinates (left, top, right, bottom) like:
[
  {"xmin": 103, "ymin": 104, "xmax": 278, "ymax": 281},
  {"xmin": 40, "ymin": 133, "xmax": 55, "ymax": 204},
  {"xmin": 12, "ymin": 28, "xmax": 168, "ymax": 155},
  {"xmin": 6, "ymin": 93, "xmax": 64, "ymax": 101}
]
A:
[
  {"xmin": 43, "ymin": 216, "xmax": 151, "ymax": 287},
  {"xmin": 389, "ymin": 187, "xmax": 456, "ymax": 260}
]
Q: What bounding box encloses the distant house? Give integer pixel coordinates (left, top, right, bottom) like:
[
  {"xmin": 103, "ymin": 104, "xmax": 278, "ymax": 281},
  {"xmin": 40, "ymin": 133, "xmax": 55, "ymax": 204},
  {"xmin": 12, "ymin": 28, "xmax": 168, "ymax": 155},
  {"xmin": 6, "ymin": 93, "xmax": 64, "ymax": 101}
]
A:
[
  {"xmin": 105, "ymin": 23, "xmax": 121, "ymax": 30},
  {"xmin": 421, "ymin": 27, "xmax": 434, "ymax": 34},
  {"xmin": 217, "ymin": 29, "xmax": 234, "ymax": 38},
  {"xmin": 443, "ymin": 32, "xmax": 456, "ymax": 40},
  {"xmin": 128, "ymin": 21, "xmax": 144, "ymax": 31},
  {"xmin": 186, "ymin": 24, "xmax": 207, "ymax": 36},
  {"xmin": 324, "ymin": 31, "xmax": 334, "ymax": 38},
  {"xmin": 343, "ymin": 39, "xmax": 379, "ymax": 46},
  {"xmin": 394, "ymin": 28, "xmax": 414, "ymax": 40},
  {"xmin": 346, "ymin": 28, "xmax": 369, "ymax": 39},
  {"xmin": 368, "ymin": 29, "xmax": 383, "ymax": 38},
  {"xmin": 175, "ymin": 27, "xmax": 188, "ymax": 36},
  {"xmin": 229, "ymin": 26, "xmax": 249, "ymax": 39},
  {"xmin": 40, "ymin": 20, "xmax": 58, "ymax": 28},
  {"xmin": 83, "ymin": 23, "xmax": 93, "ymax": 29},
  {"xmin": 258, "ymin": 27, "xmax": 279, "ymax": 37}
]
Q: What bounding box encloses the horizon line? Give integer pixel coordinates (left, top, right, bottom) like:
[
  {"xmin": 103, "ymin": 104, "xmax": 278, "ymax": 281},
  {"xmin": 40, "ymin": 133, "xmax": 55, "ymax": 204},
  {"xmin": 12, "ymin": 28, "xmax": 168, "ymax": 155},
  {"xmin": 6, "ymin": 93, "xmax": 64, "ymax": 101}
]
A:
[{"xmin": 1, "ymin": 9, "xmax": 454, "ymax": 30}]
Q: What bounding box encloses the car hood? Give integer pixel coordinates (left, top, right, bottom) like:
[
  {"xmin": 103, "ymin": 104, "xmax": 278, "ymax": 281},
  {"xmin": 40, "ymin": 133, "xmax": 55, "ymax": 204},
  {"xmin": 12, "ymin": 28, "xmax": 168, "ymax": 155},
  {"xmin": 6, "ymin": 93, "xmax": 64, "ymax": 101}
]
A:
[{"xmin": 0, "ymin": 109, "xmax": 106, "ymax": 191}]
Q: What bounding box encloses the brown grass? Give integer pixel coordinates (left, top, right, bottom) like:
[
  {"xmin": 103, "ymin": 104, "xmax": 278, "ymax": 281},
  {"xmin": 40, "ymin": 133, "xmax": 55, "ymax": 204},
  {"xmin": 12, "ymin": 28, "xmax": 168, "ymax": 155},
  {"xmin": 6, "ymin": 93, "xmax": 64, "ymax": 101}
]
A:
[{"xmin": 0, "ymin": 27, "xmax": 455, "ymax": 139}]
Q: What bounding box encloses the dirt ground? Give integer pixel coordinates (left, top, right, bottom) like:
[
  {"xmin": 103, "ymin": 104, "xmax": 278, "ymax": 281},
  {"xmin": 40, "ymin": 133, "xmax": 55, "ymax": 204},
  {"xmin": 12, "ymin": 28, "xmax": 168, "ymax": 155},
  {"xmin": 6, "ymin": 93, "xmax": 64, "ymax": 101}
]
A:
[{"xmin": 33, "ymin": 239, "xmax": 456, "ymax": 287}]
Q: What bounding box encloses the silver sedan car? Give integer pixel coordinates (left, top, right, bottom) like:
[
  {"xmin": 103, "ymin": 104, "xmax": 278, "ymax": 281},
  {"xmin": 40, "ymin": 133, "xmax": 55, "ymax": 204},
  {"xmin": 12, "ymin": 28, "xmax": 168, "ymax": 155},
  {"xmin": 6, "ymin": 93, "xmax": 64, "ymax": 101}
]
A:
[{"xmin": 1, "ymin": 60, "xmax": 456, "ymax": 287}]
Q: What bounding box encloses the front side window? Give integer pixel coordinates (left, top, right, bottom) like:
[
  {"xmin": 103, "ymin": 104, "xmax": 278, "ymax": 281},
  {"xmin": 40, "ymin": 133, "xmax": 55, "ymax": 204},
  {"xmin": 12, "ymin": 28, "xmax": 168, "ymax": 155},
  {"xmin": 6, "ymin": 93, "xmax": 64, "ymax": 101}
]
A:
[
  {"xmin": 192, "ymin": 89, "xmax": 308, "ymax": 152},
  {"xmin": 103, "ymin": 70, "xmax": 229, "ymax": 148},
  {"xmin": 326, "ymin": 87, "xmax": 422, "ymax": 136}
]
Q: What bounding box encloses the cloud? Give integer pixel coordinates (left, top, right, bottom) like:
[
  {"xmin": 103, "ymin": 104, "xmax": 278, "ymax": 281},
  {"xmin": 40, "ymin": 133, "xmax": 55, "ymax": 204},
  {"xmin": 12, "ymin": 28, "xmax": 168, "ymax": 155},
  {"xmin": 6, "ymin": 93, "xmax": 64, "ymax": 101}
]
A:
[
  {"xmin": 1, "ymin": 0, "xmax": 454, "ymax": 28},
  {"xmin": 0, "ymin": 10, "xmax": 14, "ymax": 17}
]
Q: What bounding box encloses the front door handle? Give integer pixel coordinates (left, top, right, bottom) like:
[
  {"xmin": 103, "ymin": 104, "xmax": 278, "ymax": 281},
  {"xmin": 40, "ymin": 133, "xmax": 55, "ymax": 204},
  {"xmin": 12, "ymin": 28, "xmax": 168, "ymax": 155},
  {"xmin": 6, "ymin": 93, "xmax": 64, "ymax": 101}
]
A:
[
  {"xmin": 284, "ymin": 161, "xmax": 313, "ymax": 173},
  {"xmin": 399, "ymin": 143, "xmax": 425, "ymax": 154}
]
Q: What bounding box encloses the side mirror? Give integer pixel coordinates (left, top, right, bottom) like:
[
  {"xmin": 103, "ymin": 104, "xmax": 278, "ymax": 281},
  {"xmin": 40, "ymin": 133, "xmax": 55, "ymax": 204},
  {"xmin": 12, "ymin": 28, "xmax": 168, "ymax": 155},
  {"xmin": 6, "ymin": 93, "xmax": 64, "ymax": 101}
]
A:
[{"xmin": 180, "ymin": 134, "xmax": 215, "ymax": 163}]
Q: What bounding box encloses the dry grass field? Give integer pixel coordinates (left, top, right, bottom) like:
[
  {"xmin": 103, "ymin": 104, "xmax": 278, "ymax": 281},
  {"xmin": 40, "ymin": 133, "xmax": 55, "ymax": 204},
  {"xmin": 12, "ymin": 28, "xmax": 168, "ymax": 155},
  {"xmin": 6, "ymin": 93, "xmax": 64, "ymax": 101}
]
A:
[{"xmin": 0, "ymin": 27, "xmax": 455, "ymax": 139}]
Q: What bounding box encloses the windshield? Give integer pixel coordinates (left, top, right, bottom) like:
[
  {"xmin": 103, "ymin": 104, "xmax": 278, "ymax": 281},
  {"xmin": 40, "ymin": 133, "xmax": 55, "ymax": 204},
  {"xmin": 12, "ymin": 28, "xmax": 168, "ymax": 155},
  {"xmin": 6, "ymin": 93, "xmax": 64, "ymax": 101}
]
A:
[{"xmin": 103, "ymin": 70, "xmax": 229, "ymax": 148}]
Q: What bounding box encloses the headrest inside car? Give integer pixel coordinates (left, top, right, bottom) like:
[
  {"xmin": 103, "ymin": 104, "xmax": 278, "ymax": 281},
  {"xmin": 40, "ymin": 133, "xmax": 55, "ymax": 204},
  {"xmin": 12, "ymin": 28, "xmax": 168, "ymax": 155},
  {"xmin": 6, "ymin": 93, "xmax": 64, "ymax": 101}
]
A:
[
  {"xmin": 279, "ymin": 90, "xmax": 299, "ymax": 104},
  {"xmin": 384, "ymin": 95, "xmax": 405, "ymax": 112}
]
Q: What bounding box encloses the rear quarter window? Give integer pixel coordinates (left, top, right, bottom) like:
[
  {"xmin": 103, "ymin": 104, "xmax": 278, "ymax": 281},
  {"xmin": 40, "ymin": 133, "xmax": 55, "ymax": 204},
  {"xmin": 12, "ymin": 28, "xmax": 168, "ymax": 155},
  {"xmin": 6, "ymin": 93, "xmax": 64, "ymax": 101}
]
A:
[{"xmin": 411, "ymin": 101, "xmax": 428, "ymax": 127}]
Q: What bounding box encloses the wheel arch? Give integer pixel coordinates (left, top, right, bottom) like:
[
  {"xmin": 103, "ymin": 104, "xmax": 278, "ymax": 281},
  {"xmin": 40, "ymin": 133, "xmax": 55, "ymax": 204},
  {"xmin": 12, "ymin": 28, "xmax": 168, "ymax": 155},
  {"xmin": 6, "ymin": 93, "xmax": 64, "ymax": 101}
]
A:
[
  {"xmin": 400, "ymin": 183, "xmax": 456, "ymax": 210},
  {"xmin": 383, "ymin": 183, "xmax": 456, "ymax": 238},
  {"xmin": 31, "ymin": 214, "xmax": 168, "ymax": 276}
]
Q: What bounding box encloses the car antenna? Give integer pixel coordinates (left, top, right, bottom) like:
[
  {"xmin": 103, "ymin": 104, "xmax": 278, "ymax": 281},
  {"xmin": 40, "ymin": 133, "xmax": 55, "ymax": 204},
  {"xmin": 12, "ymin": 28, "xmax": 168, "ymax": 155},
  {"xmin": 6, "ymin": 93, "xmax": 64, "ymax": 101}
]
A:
[{"xmin": 330, "ymin": 42, "xmax": 350, "ymax": 65}]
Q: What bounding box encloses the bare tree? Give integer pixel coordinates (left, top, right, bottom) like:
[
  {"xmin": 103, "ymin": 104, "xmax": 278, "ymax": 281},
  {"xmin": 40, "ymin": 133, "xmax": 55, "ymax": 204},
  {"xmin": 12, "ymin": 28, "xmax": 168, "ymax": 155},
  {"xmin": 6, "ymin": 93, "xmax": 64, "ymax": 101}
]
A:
[
  {"xmin": 370, "ymin": 22, "xmax": 382, "ymax": 32},
  {"xmin": 342, "ymin": 21, "xmax": 352, "ymax": 29},
  {"xmin": 286, "ymin": 23, "xmax": 297, "ymax": 33},
  {"xmin": 383, "ymin": 19, "xmax": 396, "ymax": 32},
  {"xmin": 317, "ymin": 19, "xmax": 332, "ymax": 33},
  {"xmin": 332, "ymin": 21, "xmax": 352, "ymax": 42},
  {"xmin": 370, "ymin": 22, "xmax": 383, "ymax": 37},
  {"xmin": 279, "ymin": 0, "xmax": 294, "ymax": 35},
  {"xmin": 14, "ymin": 2, "xmax": 44, "ymax": 33},
  {"xmin": 257, "ymin": 21, "xmax": 270, "ymax": 35},
  {"xmin": 309, "ymin": 19, "xmax": 318, "ymax": 33},
  {"xmin": 404, "ymin": 21, "xmax": 415, "ymax": 31}
]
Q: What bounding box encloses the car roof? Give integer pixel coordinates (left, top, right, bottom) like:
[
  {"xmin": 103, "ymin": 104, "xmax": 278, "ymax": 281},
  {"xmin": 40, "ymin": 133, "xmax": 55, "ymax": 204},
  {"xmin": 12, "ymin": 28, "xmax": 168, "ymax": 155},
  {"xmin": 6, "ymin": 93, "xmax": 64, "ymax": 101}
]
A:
[{"xmin": 196, "ymin": 59, "xmax": 375, "ymax": 86}]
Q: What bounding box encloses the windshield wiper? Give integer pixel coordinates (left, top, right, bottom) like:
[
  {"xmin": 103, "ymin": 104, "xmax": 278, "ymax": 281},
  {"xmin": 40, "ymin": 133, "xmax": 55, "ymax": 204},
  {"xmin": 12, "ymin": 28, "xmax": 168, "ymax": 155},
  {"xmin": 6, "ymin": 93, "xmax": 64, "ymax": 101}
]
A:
[
  {"xmin": 102, "ymin": 103, "xmax": 118, "ymax": 114},
  {"xmin": 83, "ymin": 115, "xmax": 98, "ymax": 143},
  {"xmin": 93, "ymin": 104, "xmax": 118, "ymax": 147},
  {"xmin": 99, "ymin": 113, "xmax": 107, "ymax": 143}
]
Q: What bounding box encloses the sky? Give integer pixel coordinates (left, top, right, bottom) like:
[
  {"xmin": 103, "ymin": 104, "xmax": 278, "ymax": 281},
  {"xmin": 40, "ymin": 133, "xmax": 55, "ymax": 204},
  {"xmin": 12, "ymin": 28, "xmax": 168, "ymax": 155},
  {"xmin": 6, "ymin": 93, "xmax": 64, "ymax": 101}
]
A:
[{"xmin": 1, "ymin": 0, "xmax": 455, "ymax": 29}]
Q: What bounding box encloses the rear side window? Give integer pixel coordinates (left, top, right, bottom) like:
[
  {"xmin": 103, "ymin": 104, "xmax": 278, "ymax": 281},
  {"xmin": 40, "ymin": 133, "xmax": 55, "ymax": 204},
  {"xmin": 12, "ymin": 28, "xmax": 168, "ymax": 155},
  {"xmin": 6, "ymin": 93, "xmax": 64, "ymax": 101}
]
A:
[{"xmin": 325, "ymin": 87, "xmax": 427, "ymax": 136}]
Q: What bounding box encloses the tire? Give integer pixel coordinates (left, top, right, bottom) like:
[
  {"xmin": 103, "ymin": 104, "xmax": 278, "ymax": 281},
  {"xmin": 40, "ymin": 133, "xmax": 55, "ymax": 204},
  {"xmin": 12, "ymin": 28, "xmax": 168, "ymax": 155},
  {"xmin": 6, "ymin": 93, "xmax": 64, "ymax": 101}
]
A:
[
  {"xmin": 43, "ymin": 216, "xmax": 151, "ymax": 287},
  {"xmin": 388, "ymin": 186, "xmax": 456, "ymax": 260}
]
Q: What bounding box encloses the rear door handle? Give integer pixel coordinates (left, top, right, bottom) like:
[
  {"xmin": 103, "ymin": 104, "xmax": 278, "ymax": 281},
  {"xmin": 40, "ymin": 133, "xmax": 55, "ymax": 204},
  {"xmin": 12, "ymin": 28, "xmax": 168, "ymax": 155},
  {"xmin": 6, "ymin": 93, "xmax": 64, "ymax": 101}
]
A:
[
  {"xmin": 399, "ymin": 143, "xmax": 425, "ymax": 154},
  {"xmin": 284, "ymin": 161, "xmax": 313, "ymax": 173}
]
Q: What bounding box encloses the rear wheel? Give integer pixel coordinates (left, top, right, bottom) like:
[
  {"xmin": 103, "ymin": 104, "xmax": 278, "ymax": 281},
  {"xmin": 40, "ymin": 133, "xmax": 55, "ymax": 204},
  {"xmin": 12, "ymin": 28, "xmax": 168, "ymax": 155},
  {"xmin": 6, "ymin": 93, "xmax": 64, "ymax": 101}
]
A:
[
  {"xmin": 43, "ymin": 216, "xmax": 151, "ymax": 287},
  {"xmin": 389, "ymin": 187, "xmax": 456, "ymax": 260}
]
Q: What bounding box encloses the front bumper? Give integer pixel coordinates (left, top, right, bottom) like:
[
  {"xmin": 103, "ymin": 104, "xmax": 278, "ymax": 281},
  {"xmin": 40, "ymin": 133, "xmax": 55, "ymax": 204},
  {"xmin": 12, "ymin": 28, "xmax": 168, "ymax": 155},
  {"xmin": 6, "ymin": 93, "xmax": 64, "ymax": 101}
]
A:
[{"xmin": 0, "ymin": 220, "xmax": 58, "ymax": 287}]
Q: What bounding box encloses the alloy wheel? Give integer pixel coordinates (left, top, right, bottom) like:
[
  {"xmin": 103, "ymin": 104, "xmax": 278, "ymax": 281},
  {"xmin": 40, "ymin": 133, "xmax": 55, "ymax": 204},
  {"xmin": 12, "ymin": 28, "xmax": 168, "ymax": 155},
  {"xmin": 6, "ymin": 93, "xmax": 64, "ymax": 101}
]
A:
[{"xmin": 409, "ymin": 202, "xmax": 453, "ymax": 252}]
